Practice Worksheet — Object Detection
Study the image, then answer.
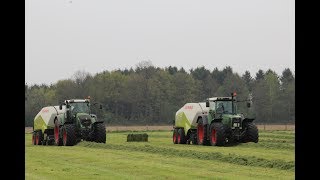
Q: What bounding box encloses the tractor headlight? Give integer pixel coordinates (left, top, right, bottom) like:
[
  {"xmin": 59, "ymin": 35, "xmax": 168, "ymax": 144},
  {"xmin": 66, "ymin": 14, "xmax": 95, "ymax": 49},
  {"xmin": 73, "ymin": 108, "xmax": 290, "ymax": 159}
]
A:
[{"xmin": 232, "ymin": 118, "xmax": 241, "ymax": 128}]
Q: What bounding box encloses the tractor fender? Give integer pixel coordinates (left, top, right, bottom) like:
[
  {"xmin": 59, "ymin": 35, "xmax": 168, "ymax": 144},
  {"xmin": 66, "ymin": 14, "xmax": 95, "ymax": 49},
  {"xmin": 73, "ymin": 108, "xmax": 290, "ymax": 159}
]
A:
[
  {"xmin": 242, "ymin": 118, "xmax": 255, "ymax": 124},
  {"xmin": 93, "ymin": 120, "xmax": 105, "ymax": 124},
  {"xmin": 54, "ymin": 116, "xmax": 64, "ymax": 125},
  {"xmin": 90, "ymin": 121, "xmax": 106, "ymax": 136},
  {"xmin": 53, "ymin": 117, "xmax": 58, "ymax": 124},
  {"xmin": 196, "ymin": 115, "xmax": 208, "ymax": 125},
  {"xmin": 202, "ymin": 115, "xmax": 208, "ymax": 125}
]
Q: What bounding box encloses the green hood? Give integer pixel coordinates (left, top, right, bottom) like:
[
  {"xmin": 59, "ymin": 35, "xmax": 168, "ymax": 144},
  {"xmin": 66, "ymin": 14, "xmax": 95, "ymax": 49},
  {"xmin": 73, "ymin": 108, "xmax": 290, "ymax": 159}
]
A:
[{"xmin": 221, "ymin": 114, "xmax": 243, "ymax": 126}]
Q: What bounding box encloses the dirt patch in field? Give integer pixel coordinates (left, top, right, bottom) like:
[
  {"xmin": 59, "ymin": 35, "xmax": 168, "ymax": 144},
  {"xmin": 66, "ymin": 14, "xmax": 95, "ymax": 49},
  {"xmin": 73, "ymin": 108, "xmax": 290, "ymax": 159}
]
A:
[
  {"xmin": 25, "ymin": 127, "xmax": 33, "ymax": 133},
  {"xmin": 25, "ymin": 124, "xmax": 294, "ymax": 133},
  {"xmin": 256, "ymin": 124, "xmax": 295, "ymax": 131}
]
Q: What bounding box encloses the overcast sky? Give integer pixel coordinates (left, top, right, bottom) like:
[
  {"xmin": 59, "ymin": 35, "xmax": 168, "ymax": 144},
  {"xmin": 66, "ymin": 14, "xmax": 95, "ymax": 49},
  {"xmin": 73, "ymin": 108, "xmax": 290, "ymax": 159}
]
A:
[{"xmin": 25, "ymin": 0, "xmax": 294, "ymax": 85}]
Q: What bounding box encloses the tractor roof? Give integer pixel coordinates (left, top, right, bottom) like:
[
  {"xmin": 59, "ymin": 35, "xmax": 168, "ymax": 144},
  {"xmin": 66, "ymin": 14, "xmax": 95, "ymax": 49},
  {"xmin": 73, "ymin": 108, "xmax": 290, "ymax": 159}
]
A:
[
  {"xmin": 65, "ymin": 99, "xmax": 90, "ymax": 103},
  {"xmin": 208, "ymin": 97, "xmax": 233, "ymax": 101}
]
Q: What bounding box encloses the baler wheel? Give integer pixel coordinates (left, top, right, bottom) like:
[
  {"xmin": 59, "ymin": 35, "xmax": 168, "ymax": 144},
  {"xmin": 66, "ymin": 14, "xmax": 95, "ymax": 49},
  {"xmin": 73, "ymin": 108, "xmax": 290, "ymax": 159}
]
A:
[
  {"xmin": 35, "ymin": 133, "xmax": 39, "ymax": 145},
  {"xmin": 178, "ymin": 128, "xmax": 186, "ymax": 144},
  {"xmin": 32, "ymin": 132, "xmax": 36, "ymax": 145},
  {"xmin": 173, "ymin": 129, "xmax": 178, "ymax": 144},
  {"xmin": 35, "ymin": 131, "xmax": 43, "ymax": 145}
]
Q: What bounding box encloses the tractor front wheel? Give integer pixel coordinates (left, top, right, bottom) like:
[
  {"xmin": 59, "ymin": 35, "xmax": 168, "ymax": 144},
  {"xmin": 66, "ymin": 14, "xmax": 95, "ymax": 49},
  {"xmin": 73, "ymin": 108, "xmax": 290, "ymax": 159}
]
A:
[
  {"xmin": 242, "ymin": 122, "xmax": 259, "ymax": 143},
  {"xmin": 94, "ymin": 123, "xmax": 106, "ymax": 143}
]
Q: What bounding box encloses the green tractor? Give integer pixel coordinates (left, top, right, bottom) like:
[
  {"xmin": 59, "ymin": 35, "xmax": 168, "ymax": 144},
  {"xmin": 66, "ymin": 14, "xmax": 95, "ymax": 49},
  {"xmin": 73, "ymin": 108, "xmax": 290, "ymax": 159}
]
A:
[
  {"xmin": 32, "ymin": 98, "xmax": 106, "ymax": 146},
  {"xmin": 173, "ymin": 93, "xmax": 258, "ymax": 146}
]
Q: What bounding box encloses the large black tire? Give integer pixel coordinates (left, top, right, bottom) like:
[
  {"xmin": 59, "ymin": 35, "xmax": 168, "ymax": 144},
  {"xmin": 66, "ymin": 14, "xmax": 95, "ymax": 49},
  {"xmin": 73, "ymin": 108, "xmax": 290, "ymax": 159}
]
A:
[
  {"xmin": 94, "ymin": 123, "xmax": 106, "ymax": 143},
  {"xmin": 242, "ymin": 122, "xmax": 259, "ymax": 143},
  {"xmin": 63, "ymin": 124, "xmax": 77, "ymax": 146},
  {"xmin": 173, "ymin": 128, "xmax": 178, "ymax": 144},
  {"xmin": 209, "ymin": 122, "xmax": 226, "ymax": 146},
  {"xmin": 197, "ymin": 118, "xmax": 208, "ymax": 145},
  {"xmin": 35, "ymin": 131, "xmax": 43, "ymax": 145},
  {"xmin": 177, "ymin": 128, "xmax": 186, "ymax": 144},
  {"xmin": 44, "ymin": 135, "xmax": 51, "ymax": 145},
  {"xmin": 47, "ymin": 138, "xmax": 55, "ymax": 145},
  {"xmin": 54, "ymin": 120, "xmax": 63, "ymax": 146}
]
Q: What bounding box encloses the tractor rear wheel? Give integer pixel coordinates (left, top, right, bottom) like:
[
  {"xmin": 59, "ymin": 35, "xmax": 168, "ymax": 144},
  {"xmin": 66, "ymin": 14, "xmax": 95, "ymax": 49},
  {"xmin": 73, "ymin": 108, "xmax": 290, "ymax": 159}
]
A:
[
  {"xmin": 63, "ymin": 124, "xmax": 77, "ymax": 146},
  {"xmin": 197, "ymin": 118, "xmax": 208, "ymax": 145},
  {"xmin": 94, "ymin": 123, "xmax": 106, "ymax": 143},
  {"xmin": 173, "ymin": 128, "xmax": 178, "ymax": 144},
  {"xmin": 54, "ymin": 120, "xmax": 63, "ymax": 146},
  {"xmin": 209, "ymin": 122, "xmax": 226, "ymax": 146},
  {"xmin": 177, "ymin": 128, "xmax": 186, "ymax": 144},
  {"xmin": 242, "ymin": 122, "xmax": 259, "ymax": 143}
]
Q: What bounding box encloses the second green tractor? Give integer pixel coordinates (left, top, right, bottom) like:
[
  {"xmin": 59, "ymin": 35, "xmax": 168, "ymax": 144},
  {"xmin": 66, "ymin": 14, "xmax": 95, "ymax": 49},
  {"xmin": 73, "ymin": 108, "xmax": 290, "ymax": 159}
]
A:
[{"xmin": 173, "ymin": 93, "xmax": 258, "ymax": 146}]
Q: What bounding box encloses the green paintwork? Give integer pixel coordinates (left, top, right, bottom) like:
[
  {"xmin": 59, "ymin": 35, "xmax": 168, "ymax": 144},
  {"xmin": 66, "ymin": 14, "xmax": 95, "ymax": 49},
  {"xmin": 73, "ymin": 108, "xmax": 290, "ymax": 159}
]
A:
[
  {"xmin": 175, "ymin": 112, "xmax": 192, "ymax": 134},
  {"xmin": 34, "ymin": 115, "xmax": 53, "ymax": 133},
  {"xmin": 76, "ymin": 113, "xmax": 96, "ymax": 129},
  {"xmin": 207, "ymin": 110, "xmax": 241, "ymax": 126},
  {"xmin": 221, "ymin": 114, "xmax": 242, "ymax": 126}
]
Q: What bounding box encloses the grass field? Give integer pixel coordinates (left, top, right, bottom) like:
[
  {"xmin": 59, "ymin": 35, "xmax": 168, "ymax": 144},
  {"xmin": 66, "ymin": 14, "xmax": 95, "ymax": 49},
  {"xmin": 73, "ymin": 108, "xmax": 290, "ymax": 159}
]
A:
[
  {"xmin": 25, "ymin": 124, "xmax": 295, "ymax": 133},
  {"xmin": 26, "ymin": 130, "xmax": 295, "ymax": 179}
]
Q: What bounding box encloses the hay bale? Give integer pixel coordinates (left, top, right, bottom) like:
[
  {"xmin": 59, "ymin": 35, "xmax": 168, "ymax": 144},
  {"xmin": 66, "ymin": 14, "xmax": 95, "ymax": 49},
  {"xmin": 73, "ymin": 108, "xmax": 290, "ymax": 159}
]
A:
[{"xmin": 127, "ymin": 133, "xmax": 148, "ymax": 142}]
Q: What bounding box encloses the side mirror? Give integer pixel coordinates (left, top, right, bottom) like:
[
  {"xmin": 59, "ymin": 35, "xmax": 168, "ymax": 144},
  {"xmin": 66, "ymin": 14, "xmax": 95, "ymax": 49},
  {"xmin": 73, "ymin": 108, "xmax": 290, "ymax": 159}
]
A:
[
  {"xmin": 59, "ymin": 104, "xmax": 62, "ymax": 110},
  {"xmin": 206, "ymin": 100, "xmax": 209, "ymax": 107},
  {"xmin": 247, "ymin": 102, "xmax": 251, "ymax": 108},
  {"xmin": 99, "ymin": 104, "xmax": 103, "ymax": 109},
  {"xmin": 66, "ymin": 103, "xmax": 70, "ymax": 108}
]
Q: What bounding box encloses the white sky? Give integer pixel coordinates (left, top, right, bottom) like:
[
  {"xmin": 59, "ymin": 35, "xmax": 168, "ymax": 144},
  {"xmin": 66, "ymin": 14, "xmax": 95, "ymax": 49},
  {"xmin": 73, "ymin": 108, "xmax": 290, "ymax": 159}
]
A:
[{"xmin": 25, "ymin": 0, "xmax": 295, "ymax": 85}]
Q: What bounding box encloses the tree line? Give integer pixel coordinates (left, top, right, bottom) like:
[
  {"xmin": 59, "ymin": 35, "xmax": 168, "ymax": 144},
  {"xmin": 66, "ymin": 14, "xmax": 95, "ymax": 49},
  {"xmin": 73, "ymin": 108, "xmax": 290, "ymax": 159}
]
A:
[{"xmin": 25, "ymin": 61, "xmax": 295, "ymax": 126}]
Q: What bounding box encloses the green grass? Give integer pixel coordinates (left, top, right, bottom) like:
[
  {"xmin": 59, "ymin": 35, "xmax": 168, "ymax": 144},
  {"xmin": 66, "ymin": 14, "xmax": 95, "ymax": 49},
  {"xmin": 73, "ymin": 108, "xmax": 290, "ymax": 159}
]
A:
[{"xmin": 26, "ymin": 130, "xmax": 294, "ymax": 179}]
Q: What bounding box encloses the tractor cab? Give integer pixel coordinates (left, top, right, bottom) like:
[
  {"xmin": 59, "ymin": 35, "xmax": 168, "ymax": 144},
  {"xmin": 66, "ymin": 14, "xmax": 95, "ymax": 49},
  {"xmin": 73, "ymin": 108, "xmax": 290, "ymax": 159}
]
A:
[
  {"xmin": 68, "ymin": 99, "xmax": 91, "ymax": 115},
  {"xmin": 206, "ymin": 97, "xmax": 237, "ymax": 115},
  {"xmin": 206, "ymin": 96, "xmax": 238, "ymax": 120}
]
